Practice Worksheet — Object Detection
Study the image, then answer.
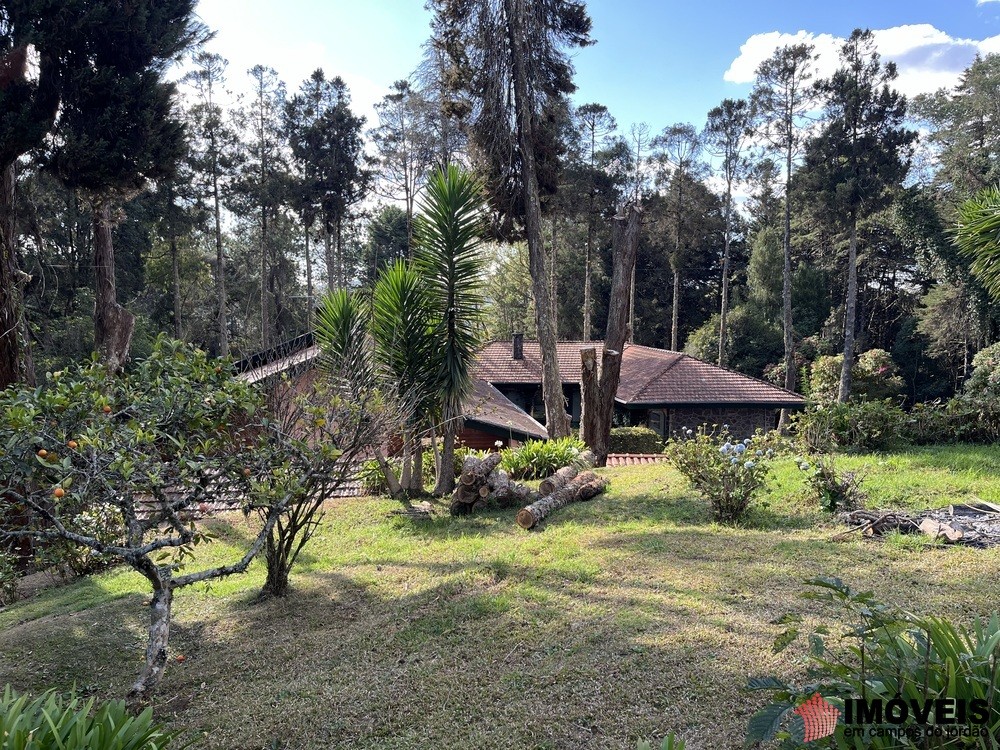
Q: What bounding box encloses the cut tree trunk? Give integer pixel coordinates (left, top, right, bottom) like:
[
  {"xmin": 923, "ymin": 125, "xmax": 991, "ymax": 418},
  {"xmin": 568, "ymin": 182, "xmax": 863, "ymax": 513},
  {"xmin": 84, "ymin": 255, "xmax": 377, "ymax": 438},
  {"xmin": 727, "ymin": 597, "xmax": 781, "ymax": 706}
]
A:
[
  {"xmin": 574, "ymin": 475, "xmax": 609, "ymax": 502},
  {"xmin": 580, "ymin": 205, "xmax": 641, "ymax": 466},
  {"xmin": 538, "ymin": 451, "xmax": 595, "ymax": 495},
  {"xmin": 92, "ymin": 203, "xmax": 135, "ymax": 373},
  {"xmin": 516, "ymin": 470, "xmax": 605, "ymax": 530},
  {"xmin": 459, "ymin": 452, "xmax": 503, "ymax": 486}
]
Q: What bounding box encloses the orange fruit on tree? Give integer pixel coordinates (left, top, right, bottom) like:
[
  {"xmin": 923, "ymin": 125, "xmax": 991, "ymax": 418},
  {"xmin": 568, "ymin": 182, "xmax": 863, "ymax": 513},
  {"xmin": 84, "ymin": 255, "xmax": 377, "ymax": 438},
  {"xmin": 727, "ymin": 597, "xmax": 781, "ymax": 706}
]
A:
[
  {"xmin": 53, "ymin": 487, "xmax": 65, "ymax": 498},
  {"xmin": 102, "ymin": 405, "xmax": 112, "ymax": 414},
  {"xmin": 37, "ymin": 449, "xmax": 47, "ymax": 458},
  {"xmin": 67, "ymin": 440, "xmax": 78, "ymax": 449},
  {"xmin": 175, "ymin": 654, "xmax": 186, "ymax": 663}
]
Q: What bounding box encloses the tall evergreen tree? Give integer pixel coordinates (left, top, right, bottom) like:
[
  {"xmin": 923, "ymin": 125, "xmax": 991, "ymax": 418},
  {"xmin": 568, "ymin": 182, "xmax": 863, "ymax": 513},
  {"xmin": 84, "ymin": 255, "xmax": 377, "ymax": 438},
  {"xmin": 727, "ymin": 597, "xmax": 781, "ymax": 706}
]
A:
[
  {"xmin": 799, "ymin": 29, "xmax": 915, "ymax": 402},
  {"xmin": 44, "ymin": 0, "xmax": 203, "ymax": 371},
  {"xmin": 183, "ymin": 51, "xmax": 235, "ymax": 355},
  {"xmin": 651, "ymin": 123, "xmax": 702, "ymax": 351},
  {"xmin": 751, "ymin": 43, "xmax": 815, "ymax": 425},
  {"xmin": 428, "ymin": 0, "xmax": 592, "ymax": 439},
  {"xmin": 704, "ymin": 98, "xmax": 751, "ymax": 366}
]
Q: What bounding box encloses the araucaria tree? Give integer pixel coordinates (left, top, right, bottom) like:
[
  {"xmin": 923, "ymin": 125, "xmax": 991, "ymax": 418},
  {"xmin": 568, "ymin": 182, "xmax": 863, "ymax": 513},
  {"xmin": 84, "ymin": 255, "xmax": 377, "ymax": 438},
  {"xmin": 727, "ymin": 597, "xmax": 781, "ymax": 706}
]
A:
[
  {"xmin": 704, "ymin": 99, "xmax": 751, "ymax": 366},
  {"xmin": 799, "ymin": 29, "xmax": 915, "ymax": 402},
  {"xmin": 429, "ymin": 0, "xmax": 593, "ymax": 439},
  {"xmin": 751, "ymin": 43, "xmax": 815, "ymax": 425}
]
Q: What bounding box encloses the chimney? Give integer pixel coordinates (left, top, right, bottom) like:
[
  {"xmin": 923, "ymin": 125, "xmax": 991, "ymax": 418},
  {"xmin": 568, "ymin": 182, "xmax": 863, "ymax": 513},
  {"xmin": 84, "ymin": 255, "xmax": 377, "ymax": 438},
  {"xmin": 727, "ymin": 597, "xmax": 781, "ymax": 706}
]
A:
[{"xmin": 512, "ymin": 333, "xmax": 524, "ymax": 360}]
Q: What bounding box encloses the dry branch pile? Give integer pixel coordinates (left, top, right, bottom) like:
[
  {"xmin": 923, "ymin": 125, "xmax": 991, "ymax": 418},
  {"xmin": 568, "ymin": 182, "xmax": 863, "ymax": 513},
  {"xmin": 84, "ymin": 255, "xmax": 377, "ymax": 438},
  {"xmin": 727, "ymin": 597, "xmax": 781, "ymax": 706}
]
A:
[{"xmin": 837, "ymin": 502, "xmax": 1000, "ymax": 547}]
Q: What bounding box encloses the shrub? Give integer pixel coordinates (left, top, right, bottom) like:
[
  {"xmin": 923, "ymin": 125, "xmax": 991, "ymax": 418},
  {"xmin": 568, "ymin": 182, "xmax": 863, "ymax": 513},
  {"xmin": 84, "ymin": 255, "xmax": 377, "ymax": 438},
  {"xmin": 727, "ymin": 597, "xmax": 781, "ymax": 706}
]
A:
[
  {"xmin": 501, "ymin": 436, "xmax": 587, "ymax": 480},
  {"xmin": 964, "ymin": 341, "xmax": 1000, "ymax": 401},
  {"xmin": 746, "ymin": 577, "xmax": 1000, "ymax": 749},
  {"xmin": 792, "ymin": 399, "xmax": 907, "ymax": 452},
  {"xmin": 809, "ymin": 349, "xmax": 904, "ymax": 404},
  {"xmin": 609, "ymin": 426, "xmax": 664, "ymax": 454},
  {"xmin": 0, "ymin": 685, "xmax": 178, "ymax": 749},
  {"xmin": 797, "ymin": 455, "xmax": 867, "ymax": 512},
  {"xmin": 665, "ymin": 427, "xmax": 777, "ymax": 523}
]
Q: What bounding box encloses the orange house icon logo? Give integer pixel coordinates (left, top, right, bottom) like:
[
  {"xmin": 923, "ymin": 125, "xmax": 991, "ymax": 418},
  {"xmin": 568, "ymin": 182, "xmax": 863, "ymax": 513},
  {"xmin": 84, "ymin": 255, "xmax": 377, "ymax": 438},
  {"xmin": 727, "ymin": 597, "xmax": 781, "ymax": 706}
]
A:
[{"xmin": 794, "ymin": 693, "xmax": 841, "ymax": 742}]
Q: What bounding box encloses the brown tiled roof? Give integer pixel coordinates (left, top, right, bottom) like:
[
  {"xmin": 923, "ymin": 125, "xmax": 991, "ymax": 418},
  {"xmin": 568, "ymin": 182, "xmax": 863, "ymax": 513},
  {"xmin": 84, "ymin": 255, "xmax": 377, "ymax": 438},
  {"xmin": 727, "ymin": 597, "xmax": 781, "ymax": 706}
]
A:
[
  {"xmin": 462, "ymin": 378, "xmax": 548, "ymax": 441},
  {"xmin": 474, "ymin": 340, "xmax": 804, "ymax": 408}
]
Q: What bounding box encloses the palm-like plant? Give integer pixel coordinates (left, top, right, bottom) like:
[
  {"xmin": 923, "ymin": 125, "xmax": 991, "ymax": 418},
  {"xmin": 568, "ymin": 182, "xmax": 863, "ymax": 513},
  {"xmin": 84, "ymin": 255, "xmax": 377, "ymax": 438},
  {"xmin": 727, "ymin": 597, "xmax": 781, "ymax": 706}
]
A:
[
  {"xmin": 414, "ymin": 165, "xmax": 487, "ymax": 495},
  {"xmin": 371, "ymin": 260, "xmax": 437, "ymax": 492},
  {"xmin": 956, "ymin": 184, "xmax": 1000, "ymax": 301}
]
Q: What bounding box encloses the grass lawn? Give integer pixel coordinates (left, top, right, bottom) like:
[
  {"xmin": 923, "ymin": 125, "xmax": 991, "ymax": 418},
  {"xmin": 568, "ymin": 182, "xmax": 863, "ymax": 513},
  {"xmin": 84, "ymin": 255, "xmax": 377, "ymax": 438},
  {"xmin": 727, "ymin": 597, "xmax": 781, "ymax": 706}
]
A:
[{"xmin": 2, "ymin": 445, "xmax": 999, "ymax": 749}]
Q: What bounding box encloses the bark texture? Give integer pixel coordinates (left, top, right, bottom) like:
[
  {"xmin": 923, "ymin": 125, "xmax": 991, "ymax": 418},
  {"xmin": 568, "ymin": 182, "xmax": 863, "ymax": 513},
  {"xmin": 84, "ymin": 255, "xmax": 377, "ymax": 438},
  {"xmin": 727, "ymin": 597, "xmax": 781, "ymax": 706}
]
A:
[
  {"xmin": 580, "ymin": 205, "xmax": 640, "ymax": 466},
  {"xmin": 505, "ymin": 0, "xmax": 569, "ymax": 439},
  {"xmin": 92, "ymin": 203, "xmax": 135, "ymax": 372},
  {"xmin": 0, "ymin": 163, "xmax": 34, "ymax": 389},
  {"xmin": 516, "ymin": 470, "xmax": 606, "ymax": 529},
  {"xmin": 838, "ymin": 220, "xmax": 859, "ymax": 402}
]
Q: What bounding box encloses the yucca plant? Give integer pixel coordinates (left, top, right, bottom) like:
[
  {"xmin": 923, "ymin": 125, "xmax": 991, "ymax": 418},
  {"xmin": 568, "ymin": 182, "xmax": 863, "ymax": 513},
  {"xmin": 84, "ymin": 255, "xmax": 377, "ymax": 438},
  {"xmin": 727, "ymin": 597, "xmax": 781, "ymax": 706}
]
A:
[
  {"xmin": 0, "ymin": 685, "xmax": 182, "ymax": 749},
  {"xmin": 956, "ymin": 184, "xmax": 1000, "ymax": 302},
  {"xmin": 371, "ymin": 261, "xmax": 437, "ymax": 494},
  {"xmin": 413, "ymin": 165, "xmax": 488, "ymax": 495}
]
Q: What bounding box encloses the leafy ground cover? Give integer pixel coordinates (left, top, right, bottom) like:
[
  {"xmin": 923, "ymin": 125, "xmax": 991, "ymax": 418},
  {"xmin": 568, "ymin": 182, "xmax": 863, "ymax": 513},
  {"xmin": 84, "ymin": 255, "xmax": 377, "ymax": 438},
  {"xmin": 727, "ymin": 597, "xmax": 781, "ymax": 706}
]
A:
[{"xmin": 1, "ymin": 446, "xmax": 999, "ymax": 749}]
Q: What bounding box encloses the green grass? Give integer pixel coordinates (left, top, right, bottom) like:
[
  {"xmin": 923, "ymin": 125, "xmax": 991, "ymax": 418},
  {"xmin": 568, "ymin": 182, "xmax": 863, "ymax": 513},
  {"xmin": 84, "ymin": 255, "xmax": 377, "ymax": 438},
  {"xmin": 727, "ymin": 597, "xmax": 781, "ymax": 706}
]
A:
[{"xmin": 1, "ymin": 445, "xmax": 999, "ymax": 749}]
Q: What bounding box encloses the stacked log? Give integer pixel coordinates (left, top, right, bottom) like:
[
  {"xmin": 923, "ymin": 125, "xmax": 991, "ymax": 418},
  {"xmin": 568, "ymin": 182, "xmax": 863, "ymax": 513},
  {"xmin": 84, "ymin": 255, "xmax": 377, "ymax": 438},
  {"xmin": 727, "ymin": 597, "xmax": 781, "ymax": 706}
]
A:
[
  {"xmin": 449, "ymin": 452, "xmax": 538, "ymax": 515},
  {"xmin": 516, "ymin": 470, "xmax": 608, "ymax": 530}
]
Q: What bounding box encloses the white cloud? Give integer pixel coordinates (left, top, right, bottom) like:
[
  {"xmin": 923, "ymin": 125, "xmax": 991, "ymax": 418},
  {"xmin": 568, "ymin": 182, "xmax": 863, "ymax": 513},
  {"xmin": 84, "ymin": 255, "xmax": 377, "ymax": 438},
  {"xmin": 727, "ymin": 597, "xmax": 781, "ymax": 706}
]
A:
[
  {"xmin": 724, "ymin": 24, "xmax": 998, "ymax": 98},
  {"xmin": 978, "ymin": 0, "xmax": 1000, "ymax": 5}
]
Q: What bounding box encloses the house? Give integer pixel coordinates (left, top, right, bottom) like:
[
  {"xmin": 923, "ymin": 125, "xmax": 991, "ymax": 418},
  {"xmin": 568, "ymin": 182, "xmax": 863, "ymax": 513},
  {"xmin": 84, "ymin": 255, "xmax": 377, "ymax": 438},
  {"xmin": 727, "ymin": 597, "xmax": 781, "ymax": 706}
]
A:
[
  {"xmin": 236, "ymin": 332, "xmax": 805, "ymax": 446},
  {"xmin": 472, "ymin": 335, "xmax": 806, "ymax": 438}
]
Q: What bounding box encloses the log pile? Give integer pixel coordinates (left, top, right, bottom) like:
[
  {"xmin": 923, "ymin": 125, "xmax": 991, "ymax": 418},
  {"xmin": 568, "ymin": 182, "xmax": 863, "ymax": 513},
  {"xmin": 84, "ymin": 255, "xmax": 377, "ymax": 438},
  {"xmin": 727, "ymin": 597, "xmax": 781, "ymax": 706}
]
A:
[
  {"xmin": 516, "ymin": 469, "xmax": 609, "ymax": 530},
  {"xmin": 449, "ymin": 452, "xmax": 538, "ymax": 515}
]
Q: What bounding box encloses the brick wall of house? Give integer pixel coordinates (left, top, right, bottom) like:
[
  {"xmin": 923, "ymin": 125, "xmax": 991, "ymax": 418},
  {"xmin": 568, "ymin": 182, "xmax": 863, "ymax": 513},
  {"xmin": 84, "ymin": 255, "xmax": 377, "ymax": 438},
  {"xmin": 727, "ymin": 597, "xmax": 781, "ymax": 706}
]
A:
[{"xmin": 667, "ymin": 406, "xmax": 777, "ymax": 439}]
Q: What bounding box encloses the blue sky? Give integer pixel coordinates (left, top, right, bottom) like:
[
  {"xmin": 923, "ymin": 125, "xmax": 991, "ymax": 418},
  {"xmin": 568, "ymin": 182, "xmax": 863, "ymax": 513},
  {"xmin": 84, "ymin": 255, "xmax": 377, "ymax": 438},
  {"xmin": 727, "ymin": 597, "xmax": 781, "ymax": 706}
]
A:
[{"xmin": 194, "ymin": 0, "xmax": 1000, "ymax": 134}]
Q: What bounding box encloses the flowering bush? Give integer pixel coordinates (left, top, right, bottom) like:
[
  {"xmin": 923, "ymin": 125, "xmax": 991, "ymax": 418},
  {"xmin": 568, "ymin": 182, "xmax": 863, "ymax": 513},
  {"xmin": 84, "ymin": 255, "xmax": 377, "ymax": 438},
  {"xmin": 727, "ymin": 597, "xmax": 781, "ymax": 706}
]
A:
[
  {"xmin": 808, "ymin": 349, "xmax": 904, "ymax": 404},
  {"xmin": 665, "ymin": 426, "xmax": 777, "ymax": 523}
]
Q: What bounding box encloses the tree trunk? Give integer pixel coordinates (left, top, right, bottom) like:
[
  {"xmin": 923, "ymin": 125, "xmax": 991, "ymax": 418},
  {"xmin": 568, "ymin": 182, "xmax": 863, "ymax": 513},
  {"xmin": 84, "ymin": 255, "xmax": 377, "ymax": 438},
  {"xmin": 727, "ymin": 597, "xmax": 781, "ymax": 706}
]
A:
[
  {"xmin": 324, "ymin": 226, "xmax": 335, "ymax": 292},
  {"xmin": 212, "ymin": 146, "xmax": 229, "ymax": 356},
  {"xmin": 400, "ymin": 430, "xmax": 413, "ymax": 490},
  {"xmin": 128, "ymin": 573, "xmax": 173, "ymax": 705},
  {"xmin": 260, "ymin": 204, "xmax": 269, "ymax": 349},
  {"xmin": 433, "ymin": 421, "xmax": 456, "ymax": 495},
  {"xmin": 505, "ymin": 0, "xmax": 569, "ymax": 439},
  {"xmin": 583, "ymin": 227, "xmax": 593, "ymax": 342},
  {"xmin": 304, "ymin": 227, "xmax": 313, "ymax": 332},
  {"xmin": 92, "ymin": 203, "xmax": 135, "ymax": 372},
  {"xmin": 580, "ymin": 205, "xmax": 640, "ymax": 467},
  {"xmin": 671, "ymin": 266, "xmax": 681, "ymax": 351},
  {"xmin": 170, "ymin": 233, "xmax": 182, "ymax": 339},
  {"xmin": 261, "ymin": 524, "xmax": 291, "ymax": 598},
  {"xmin": 373, "ymin": 447, "xmax": 405, "ymax": 501},
  {"xmin": 718, "ymin": 180, "xmax": 733, "ymax": 367},
  {"xmin": 838, "ymin": 219, "xmax": 859, "ymax": 403},
  {"xmin": 0, "ymin": 162, "xmax": 34, "ymax": 389},
  {"xmin": 778, "ymin": 145, "xmax": 796, "ymax": 431},
  {"xmin": 336, "ymin": 217, "xmax": 344, "ymax": 291},
  {"xmin": 409, "ymin": 434, "xmax": 424, "ymax": 493}
]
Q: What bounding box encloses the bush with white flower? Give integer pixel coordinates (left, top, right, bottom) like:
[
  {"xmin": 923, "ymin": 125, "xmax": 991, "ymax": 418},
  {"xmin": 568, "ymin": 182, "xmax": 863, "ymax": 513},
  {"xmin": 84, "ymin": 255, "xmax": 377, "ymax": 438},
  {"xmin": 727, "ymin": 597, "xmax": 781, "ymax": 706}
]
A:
[{"xmin": 665, "ymin": 426, "xmax": 778, "ymax": 523}]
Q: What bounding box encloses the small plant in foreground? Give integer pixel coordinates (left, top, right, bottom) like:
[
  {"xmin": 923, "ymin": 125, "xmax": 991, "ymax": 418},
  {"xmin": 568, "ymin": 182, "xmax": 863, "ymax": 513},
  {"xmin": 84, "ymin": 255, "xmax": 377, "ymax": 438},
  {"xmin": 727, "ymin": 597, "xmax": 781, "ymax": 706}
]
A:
[
  {"xmin": 637, "ymin": 732, "xmax": 685, "ymax": 749},
  {"xmin": 797, "ymin": 454, "xmax": 867, "ymax": 512},
  {"xmin": 0, "ymin": 685, "xmax": 180, "ymax": 749},
  {"xmin": 665, "ymin": 426, "xmax": 777, "ymax": 523},
  {"xmin": 746, "ymin": 577, "xmax": 1000, "ymax": 749}
]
